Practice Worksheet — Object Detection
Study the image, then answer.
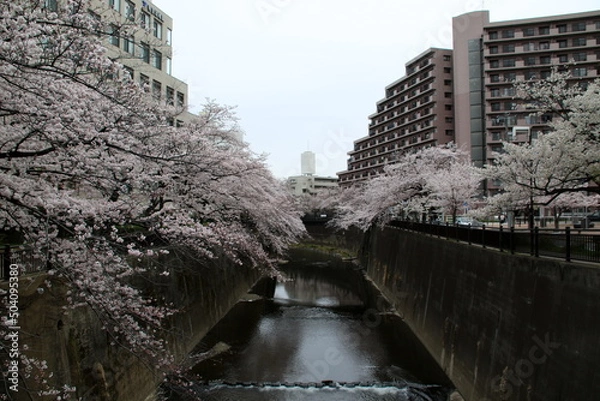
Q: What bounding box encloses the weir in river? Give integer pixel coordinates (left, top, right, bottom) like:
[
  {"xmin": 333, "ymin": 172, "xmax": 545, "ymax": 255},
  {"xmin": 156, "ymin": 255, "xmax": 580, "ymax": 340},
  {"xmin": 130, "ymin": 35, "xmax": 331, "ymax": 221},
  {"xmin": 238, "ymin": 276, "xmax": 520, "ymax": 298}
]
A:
[{"xmin": 164, "ymin": 248, "xmax": 454, "ymax": 401}]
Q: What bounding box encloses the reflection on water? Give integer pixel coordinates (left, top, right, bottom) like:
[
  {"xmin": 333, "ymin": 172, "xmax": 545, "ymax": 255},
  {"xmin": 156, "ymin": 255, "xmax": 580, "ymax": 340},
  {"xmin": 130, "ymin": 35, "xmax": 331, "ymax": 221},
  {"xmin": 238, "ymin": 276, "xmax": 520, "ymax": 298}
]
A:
[{"xmin": 167, "ymin": 248, "xmax": 453, "ymax": 400}]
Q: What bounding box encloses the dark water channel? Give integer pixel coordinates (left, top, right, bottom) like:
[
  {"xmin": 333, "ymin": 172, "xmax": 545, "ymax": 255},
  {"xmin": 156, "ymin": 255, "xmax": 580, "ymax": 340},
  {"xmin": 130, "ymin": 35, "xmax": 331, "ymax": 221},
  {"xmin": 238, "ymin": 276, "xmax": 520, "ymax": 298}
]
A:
[{"xmin": 166, "ymin": 248, "xmax": 454, "ymax": 400}]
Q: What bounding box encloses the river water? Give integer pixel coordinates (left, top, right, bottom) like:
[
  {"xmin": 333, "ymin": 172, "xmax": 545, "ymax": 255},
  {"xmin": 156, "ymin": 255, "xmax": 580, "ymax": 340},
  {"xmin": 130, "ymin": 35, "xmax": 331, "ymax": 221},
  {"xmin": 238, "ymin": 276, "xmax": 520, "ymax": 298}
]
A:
[{"xmin": 165, "ymin": 248, "xmax": 454, "ymax": 400}]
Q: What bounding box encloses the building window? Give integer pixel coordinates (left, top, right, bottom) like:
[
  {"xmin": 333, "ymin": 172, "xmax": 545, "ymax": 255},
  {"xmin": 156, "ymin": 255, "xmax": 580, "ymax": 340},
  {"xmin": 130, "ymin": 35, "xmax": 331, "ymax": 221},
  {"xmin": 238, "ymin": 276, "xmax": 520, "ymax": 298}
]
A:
[
  {"xmin": 502, "ymin": 87, "xmax": 516, "ymax": 97},
  {"xmin": 573, "ymin": 52, "xmax": 587, "ymax": 62},
  {"xmin": 524, "ymin": 56, "xmax": 536, "ymax": 66},
  {"xmin": 539, "ymin": 26, "xmax": 550, "ymax": 35},
  {"xmin": 503, "ymin": 58, "xmax": 516, "ymax": 67},
  {"xmin": 166, "ymin": 57, "xmax": 172, "ymax": 75},
  {"xmin": 490, "ymin": 60, "xmax": 499, "ymax": 68},
  {"xmin": 503, "ymin": 44, "xmax": 515, "ymax": 53},
  {"xmin": 523, "ymin": 27, "xmax": 535, "ymax": 37},
  {"xmin": 504, "ymin": 72, "xmax": 516, "ymax": 82},
  {"xmin": 540, "ymin": 55, "xmax": 551, "ymax": 65},
  {"xmin": 490, "ymin": 46, "xmax": 499, "ymax": 54},
  {"xmin": 166, "ymin": 86, "xmax": 174, "ymax": 106},
  {"xmin": 491, "ymin": 102, "xmax": 501, "ymax": 111},
  {"xmin": 125, "ymin": 1, "xmax": 135, "ymax": 21},
  {"xmin": 152, "ymin": 80, "xmax": 161, "ymax": 100},
  {"xmin": 140, "ymin": 12, "xmax": 150, "ymax": 30},
  {"xmin": 109, "ymin": 0, "xmax": 120, "ymax": 12},
  {"xmin": 502, "ymin": 29, "xmax": 515, "ymax": 38},
  {"xmin": 166, "ymin": 28, "xmax": 173, "ymax": 46},
  {"xmin": 443, "ymin": 55, "xmax": 451, "ymax": 61},
  {"xmin": 152, "ymin": 49, "xmax": 162, "ymax": 69},
  {"xmin": 491, "ymin": 88, "xmax": 500, "ymax": 97},
  {"xmin": 123, "ymin": 35, "xmax": 134, "ymax": 54},
  {"xmin": 123, "ymin": 66, "xmax": 134, "ymax": 80},
  {"xmin": 557, "ymin": 24, "xmax": 567, "ymax": 33},
  {"xmin": 558, "ymin": 54, "xmax": 569, "ymax": 63},
  {"xmin": 109, "ymin": 24, "xmax": 119, "ymax": 47},
  {"xmin": 573, "ymin": 67, "xmax": 588, "ymax": 77},
  {"xmin": 572, "ymin": 22, "xmax": 586, "ymax": 32},
  {"xmin": 153, "ymin": 19, "xmax": 163, "ymax": 40},
  {"xmin": 540, "ymin": 70, "xmax": 551, "ymax": 79},
  {"xmin": 523, "ymin": 43, "xmax": 535, "ymax": 51},
  {"xmin": 558, "ymin": 39, "xmax": 568, "ymax": 48},
  {"xmin": 539, "ymin": 41, "xmax": 550, "ymax": 50},
  {"xmin": 177, "ymin": 92, "xmax": 184, "ymax": 107},
  {"xmin": 139, "ymin": 73, "xmax": 149, "ymax": 90},
  {"xmin": 140, "ymin": 42, "xmax": 150, "ymax": 63},
  {"xmin": 572, "ymin": 37, "xmax": 586, "ymax": 47},
  {"xmin": 489, "ymin": 31, "xmax": 498, "ymax": 40},
  {"xmin": 443, "ymin": 67, "xmax": 452, "ymax": 73},
  {"xmin": 490, "ymin": 74, "xmax": 500, "ymax": 83},
  {"xmin": 44, "ymin": 0, "xmax": 58, "ymax": 11},
  {"xmin": 524, "ymin": 71, "xmax": 536, "ymax": 80}
]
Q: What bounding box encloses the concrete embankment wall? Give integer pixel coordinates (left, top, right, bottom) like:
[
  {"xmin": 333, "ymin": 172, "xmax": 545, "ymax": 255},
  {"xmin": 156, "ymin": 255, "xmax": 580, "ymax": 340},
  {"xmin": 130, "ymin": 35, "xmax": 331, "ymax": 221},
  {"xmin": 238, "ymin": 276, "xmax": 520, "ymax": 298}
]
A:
[
  {"xmin": 362, "ymin": 226, "xmax": 600, "ymax": 401},
  {"xmin": 4, "ymin": 249, "xmax": 264, "ymax": 401},
  {"xmin": 304, "ymin": 222, "xmax": 600, "ymax": 400}
]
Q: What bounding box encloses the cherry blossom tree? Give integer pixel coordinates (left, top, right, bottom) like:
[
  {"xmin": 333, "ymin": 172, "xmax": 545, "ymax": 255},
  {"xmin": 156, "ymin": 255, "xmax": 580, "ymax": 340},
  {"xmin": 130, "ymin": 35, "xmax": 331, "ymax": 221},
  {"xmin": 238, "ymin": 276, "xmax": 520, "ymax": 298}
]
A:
[
  {"xmin": 0, "ymin": 1, "xmax": 304, "ymax": 398},
  {"xmin": 545, "ymin": 192, "xmax": 600, "ymax": 229},
  {"xmin": 484, "ymin": 73, "xmax": 600, "ymax": 217},
  {"xmin": 426, "ymin": 160, "xmax": 482, "ymax": 223},
  {"xmin": 331, "ymin": 145, "xmax": 481, "ymax": 230}
]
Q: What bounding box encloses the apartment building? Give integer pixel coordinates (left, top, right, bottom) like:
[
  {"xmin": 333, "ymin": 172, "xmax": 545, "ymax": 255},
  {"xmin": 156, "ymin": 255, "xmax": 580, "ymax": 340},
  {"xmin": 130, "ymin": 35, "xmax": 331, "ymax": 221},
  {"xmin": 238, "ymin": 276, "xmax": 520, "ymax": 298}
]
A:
[
  {"xmin": 89, "ymin": 0, "xmax": 193, "ymax": 124},
  {"xmin": 337, "ymin": 48, "xmax": 455, "ymax": 187},
  {"xmin": 339, "ymin": 9, "xmax": 600, "ymax": 189},
  {"xmin": 453, "ymin": 10, "xmax": 600, "ymax": 190},
  {"xmin": 287, "ymin": 151, "xmax": 338, "ymax": 196}
]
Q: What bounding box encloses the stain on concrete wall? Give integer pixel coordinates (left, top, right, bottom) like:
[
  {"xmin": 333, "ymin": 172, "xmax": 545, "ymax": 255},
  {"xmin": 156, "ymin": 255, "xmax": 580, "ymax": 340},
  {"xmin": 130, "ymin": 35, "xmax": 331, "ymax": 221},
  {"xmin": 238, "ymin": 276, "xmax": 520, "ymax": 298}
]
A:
[{"xmin": 363, "ymin": 226, "xmax": 600, "ymax": 401}]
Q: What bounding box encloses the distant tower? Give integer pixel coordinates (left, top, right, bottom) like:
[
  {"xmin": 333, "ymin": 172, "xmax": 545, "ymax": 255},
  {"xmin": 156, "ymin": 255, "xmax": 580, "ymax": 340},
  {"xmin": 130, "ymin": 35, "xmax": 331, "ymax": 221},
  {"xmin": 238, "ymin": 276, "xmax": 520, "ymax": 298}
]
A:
[{"xmin": 301, "ymin": 151, "xmax": 316, "ymax": 176}]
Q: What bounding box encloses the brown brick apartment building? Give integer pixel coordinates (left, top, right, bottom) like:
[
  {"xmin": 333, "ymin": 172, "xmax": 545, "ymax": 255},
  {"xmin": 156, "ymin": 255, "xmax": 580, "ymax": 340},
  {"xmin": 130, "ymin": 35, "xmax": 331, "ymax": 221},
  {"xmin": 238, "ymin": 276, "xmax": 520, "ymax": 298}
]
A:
[
  {"xmin": 339, "ymin": 9, "xmax": 600, "ymax": 189},
  {"xmin": 337, "ymin": 48, "xmax": 455, "ymax": 186}
]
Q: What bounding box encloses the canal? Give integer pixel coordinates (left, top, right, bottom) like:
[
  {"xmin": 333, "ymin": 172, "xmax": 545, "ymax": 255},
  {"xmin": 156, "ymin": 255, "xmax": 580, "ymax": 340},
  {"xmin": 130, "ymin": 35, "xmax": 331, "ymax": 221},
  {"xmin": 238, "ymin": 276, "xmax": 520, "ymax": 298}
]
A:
[{"xmin": 165, "ymin": 248, "xmax": 454, "ymax": 400}]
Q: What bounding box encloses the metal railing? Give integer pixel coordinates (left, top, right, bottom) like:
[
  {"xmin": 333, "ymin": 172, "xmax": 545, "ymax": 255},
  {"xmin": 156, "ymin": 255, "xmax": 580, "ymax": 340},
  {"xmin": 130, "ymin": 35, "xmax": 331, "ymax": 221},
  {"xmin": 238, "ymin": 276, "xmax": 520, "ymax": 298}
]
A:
[
  {"xmin": 388, "ymin": 220, "xmax": 600, "ymax": 264},
  {"xmin": 1, "ymin": 245, "xmax": 46, "ymax": 280}
]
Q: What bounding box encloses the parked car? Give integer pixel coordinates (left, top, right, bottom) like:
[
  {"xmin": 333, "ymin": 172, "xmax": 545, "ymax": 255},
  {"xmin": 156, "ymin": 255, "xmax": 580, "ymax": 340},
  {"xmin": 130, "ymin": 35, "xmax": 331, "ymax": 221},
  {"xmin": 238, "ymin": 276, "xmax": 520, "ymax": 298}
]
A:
[
  {"xmin": 574, "ymin": 216, "xmax": 595, "ymax": 229},
  {"xmin": 587, "ymin": 211, "xmax": 600, "ymax": 221},
  {"xmin": 456, "ymin": 217, "xmax": 485, "ymax": 227}
]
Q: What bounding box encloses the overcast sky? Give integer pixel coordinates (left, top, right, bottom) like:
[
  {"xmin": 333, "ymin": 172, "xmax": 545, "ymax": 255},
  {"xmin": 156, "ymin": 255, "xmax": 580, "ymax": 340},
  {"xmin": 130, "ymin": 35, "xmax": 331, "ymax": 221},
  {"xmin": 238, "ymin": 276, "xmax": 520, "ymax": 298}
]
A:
[{"xmin": 151, "ymin": 0, "xmax": 598, "ymax": 179}]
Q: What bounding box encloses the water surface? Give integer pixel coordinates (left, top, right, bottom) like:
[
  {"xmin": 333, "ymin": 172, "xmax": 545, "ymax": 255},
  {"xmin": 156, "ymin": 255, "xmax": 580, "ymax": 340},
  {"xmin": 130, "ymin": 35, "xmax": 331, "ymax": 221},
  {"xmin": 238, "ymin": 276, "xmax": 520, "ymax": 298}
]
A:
[{"xmin": 166, "ymin": 249, "xmax": 453, "ymax": 400}]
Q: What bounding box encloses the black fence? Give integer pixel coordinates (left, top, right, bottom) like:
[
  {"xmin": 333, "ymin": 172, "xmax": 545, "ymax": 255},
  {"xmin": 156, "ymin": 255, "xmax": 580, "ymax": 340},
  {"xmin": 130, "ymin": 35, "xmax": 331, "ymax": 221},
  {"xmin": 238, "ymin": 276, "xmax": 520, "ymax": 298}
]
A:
[
  {"xmin": 388, "ymin": 220, "xmax": 600, "ymax": 264},
  {"xmin": 0, "ymin": 245, "xmax": 46, "ymax": 280}
]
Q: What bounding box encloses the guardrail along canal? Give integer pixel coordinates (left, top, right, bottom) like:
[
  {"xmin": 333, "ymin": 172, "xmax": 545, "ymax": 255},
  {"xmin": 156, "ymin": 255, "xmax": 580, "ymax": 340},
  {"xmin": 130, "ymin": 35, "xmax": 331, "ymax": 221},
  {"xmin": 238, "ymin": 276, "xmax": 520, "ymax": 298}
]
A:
[{"xmin": 165, "ymin": 248, "xmax": 454, "ymax": 400}]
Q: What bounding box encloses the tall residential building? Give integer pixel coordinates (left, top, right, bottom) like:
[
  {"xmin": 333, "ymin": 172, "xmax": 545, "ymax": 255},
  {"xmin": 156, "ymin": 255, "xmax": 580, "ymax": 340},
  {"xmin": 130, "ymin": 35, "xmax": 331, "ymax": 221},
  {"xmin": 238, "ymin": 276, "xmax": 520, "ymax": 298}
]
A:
[
  {"xmin": 337, "ymin": 48, "xmax": 455, "ymax": 187},
  {"xmin": 89, "ymin": 0, "xmax": 193, "ymax": 124},
  {"xmin": 340, "ymin": 9, "xmax": 600, "ymax": 189},
  {"xmin": 301, "ymin": 151, "xmax": 317, "ymax": 175},
  {"xmin": 287, "ymin": 152, "xmax": 338, "ymax": 196},
  {"xmin": 453, "ymin": 10, "xmax": 600, "ymax": 192}
]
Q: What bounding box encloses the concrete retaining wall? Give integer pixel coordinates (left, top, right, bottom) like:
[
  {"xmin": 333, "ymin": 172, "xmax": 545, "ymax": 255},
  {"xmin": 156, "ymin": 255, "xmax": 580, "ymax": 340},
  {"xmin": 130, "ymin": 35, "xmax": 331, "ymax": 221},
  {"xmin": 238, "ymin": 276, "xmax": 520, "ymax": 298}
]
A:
[
  {"xmin": 363, "ymin": 226, "xmax": 600, "ymax": 400},
  {"xmin": 3, "ymin": 249, "xmax": 263, "ymax": 401}
]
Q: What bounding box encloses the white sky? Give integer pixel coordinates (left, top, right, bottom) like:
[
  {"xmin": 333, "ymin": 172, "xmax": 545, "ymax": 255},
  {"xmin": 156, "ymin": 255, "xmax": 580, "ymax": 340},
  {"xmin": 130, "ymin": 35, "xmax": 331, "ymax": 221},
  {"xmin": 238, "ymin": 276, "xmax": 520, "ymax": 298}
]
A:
[{"xmin": 151, "ymin": 0, "xmax": 599, "ymax": 179}]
